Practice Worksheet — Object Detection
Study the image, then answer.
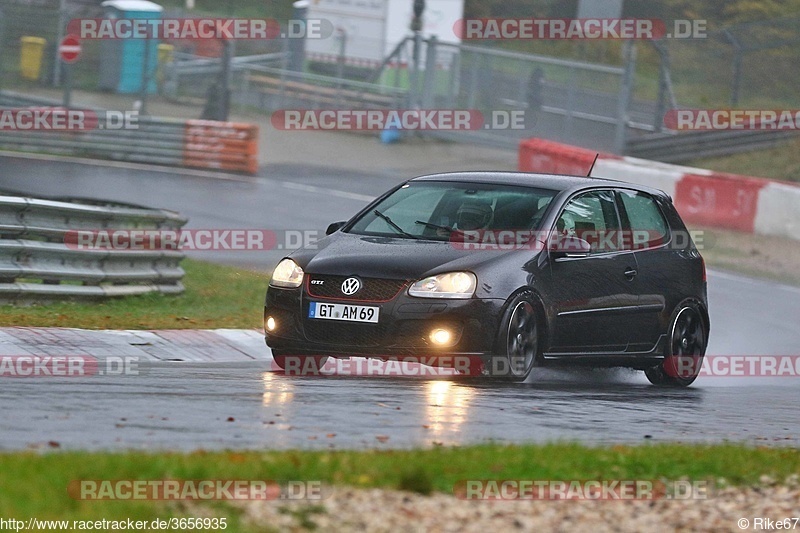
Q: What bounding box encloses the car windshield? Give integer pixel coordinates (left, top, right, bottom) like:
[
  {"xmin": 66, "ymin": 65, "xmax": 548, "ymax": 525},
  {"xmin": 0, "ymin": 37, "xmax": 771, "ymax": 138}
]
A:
[{"xmin": 347, "ymin": 181, "xmax": 558, "ymax": 241}]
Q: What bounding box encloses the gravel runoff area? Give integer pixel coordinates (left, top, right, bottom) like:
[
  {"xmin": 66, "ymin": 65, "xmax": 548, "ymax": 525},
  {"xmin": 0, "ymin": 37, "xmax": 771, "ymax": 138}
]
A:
[{"xmin": 236, "ymin": 478, "xmax": 800, "ymax": 532}]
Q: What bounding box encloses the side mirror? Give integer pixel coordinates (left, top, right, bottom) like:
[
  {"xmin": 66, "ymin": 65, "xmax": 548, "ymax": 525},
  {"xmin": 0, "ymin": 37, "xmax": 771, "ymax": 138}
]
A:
[
  {"xmin": 326, "ymin": 221, "xmax": 346, "ymax": 236},
  {"xmin": 550, "ymin": 235, "xmax": 591, "ymax": 259}
]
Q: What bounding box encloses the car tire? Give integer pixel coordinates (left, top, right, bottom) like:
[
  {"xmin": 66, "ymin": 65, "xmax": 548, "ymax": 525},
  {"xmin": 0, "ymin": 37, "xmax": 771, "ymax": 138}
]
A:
[
  {"xmin": 271, "ymin": 352, "xmax": 329, "ymax": 375},
  {"xmin": 645, "ymin": 301, "xmax": 708, "ymax": 387},
  {"xmin": 490, "ymin": 291, "xmax": 541, "ymax": 381}
]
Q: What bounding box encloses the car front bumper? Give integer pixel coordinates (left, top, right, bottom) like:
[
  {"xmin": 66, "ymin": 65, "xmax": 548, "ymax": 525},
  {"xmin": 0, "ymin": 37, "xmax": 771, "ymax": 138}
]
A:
[{"xmin": 264, "ymin": 284, "xmax": 505, "ymax": 361}]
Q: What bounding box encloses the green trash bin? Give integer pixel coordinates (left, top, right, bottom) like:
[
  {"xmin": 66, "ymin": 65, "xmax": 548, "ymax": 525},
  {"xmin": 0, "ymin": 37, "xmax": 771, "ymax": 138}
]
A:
[{"xmin": 20, "ymin": 36, "xmax": 47, "ymax": 81}]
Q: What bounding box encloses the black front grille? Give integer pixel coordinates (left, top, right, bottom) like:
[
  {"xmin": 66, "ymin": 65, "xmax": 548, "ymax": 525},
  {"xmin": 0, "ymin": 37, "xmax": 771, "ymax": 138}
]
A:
[
  {"xmin": 303, "ymin": 320, "xmax": 384, "ymax": 346},
  {"xmin": 306, "ymin": 275, "xmax": 407, "ymax": 302}
]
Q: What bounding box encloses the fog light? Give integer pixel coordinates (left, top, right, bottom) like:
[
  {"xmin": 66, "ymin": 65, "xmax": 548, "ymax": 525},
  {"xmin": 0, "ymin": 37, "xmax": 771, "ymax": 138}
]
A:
[
  {"xmin": 430, "ymin": 328, "xmax": 452, "ymax": 346},
  {"xmin": 266, "ymin": 316, "xmax": 277, "ymax": 332}
]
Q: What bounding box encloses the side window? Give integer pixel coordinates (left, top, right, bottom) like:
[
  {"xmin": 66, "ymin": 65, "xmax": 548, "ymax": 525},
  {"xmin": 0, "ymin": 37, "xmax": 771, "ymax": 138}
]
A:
[
  {"xmin": 618, "ymin": 190, "xmax": 669, "ymax": 249},
  {"xmin": 556, "ymin": 190, "xmax": 620, "ymax": 253}
]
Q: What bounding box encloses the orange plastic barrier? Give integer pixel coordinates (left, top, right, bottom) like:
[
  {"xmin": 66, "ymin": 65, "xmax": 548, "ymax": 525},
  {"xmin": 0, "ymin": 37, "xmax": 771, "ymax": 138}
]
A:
[
  {"xmin": 518, "ymin": 138, "xmax": 616, "ymax": 176},
  {"xmin": 183, "ymin": 120, "xmax": 259, "ymax": 175},
  {"xmin": 674, "ymin": 172, "xmax": 769, "ymax": 233}
]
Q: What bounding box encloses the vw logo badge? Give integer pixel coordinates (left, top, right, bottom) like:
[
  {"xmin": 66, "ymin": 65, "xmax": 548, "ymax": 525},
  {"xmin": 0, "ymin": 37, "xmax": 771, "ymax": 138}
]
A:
[{"xmin": 341, "ymin": 277, "xmax": 361, "ymax": 295}]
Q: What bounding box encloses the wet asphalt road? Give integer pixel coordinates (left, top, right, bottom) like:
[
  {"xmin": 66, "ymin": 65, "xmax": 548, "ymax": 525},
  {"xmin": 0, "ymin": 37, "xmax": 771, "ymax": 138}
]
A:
[
  {"xmin": 1, "ymin": 155, "xmax": 799, "ymax": 450},
  {"xmin": 2, "ymin": 360, "xmax": 799, "ymax": 451}
]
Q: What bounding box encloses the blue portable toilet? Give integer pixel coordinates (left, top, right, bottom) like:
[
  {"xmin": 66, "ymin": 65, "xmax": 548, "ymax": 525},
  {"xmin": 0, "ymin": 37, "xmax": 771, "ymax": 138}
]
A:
[{"xmin": 98, "ymin": 0, "xmax": 162, "ymax": 94}]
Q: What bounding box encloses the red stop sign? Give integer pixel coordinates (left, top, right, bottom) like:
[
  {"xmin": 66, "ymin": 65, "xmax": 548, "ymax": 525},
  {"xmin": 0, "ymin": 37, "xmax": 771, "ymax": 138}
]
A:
[{"xmin": 59, "ymin": 35, "xmax": 82, "ymax": 64}]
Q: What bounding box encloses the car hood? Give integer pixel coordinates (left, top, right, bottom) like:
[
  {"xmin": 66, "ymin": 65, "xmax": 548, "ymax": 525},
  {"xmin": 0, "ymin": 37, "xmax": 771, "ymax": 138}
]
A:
[{"xmin": 290, "ymin": 231, "xmax": 534, "ymax": 280}]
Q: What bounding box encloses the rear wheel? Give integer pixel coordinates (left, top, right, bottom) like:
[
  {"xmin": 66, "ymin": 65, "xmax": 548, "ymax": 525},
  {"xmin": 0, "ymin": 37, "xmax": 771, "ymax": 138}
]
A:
[
  {"xmin": 490, "ymin": 292, "xmax": 540, "ymax": 381},
  {"xmin": 645, "ymin": 303, "xmax": 707, "ymax": 387},
  {"xmin": 271, "ymin": 352, "xmax": 329, "ymax": 375}
]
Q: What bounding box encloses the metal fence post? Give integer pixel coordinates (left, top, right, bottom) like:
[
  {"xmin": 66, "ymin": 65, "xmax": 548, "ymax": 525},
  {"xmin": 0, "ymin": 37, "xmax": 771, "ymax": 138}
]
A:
[
  {"xmin": 53, "ymin": 0, "xmax": 66, "ymax": 87},
  {"xmin": 615, "ymin": 40, "xmax": 636, "ymax": 154},
  {"xmin": 421, "ymin": 35, "xmax": 437, "ymax": 109},
  {"xmin": 447, "ymin": 46, "xmax": 461, "ymax": 109},
  {"xmin": 652, "ymin": 40, "xmax": 670, "ymax": 132},
  {"xmin": 465, "ymin": 50, "xmax": 481, "ymax": 110},
  {"xmin": 336, "ymin": 29, "xmax": 347, "ymax": 106},
  {"xmin": 289, "ymin": 0, "xmax": 308, "ymax": 72},
  {"xmin": 722, "ymin": 29, "xmax": 744, "ymax": 107},
  {"xmin": 140, "ymin": 38, "xmax": 152, "ymax": 115},
  {"xmin": 409, "ymin": 31, "xmax": 422, "ymax": 107},
  {"xmin": 393, "ymin": 42, "xmax": 404, "ymax": 92},
  {"xmin": 278, "ymin": 35, "xmax": 290, "ymax": 109}
]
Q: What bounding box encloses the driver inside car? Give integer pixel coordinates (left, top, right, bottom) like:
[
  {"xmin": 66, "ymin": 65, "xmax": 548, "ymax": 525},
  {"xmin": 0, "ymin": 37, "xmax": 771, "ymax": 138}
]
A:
[{"xmin": 454, "ymin": 198, "xmax": 494, "ymax": 231}]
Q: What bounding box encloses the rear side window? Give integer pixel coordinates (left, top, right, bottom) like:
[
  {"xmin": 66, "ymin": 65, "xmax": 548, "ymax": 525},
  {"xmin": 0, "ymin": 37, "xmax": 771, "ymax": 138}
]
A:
[{"xmin": 618, "ymin": 190, "xmax": 669, "ymax": 249}]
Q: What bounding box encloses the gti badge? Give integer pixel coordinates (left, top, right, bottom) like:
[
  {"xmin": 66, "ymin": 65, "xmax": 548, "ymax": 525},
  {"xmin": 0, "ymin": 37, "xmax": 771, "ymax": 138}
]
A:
[{"xmin": 341, "ymin": 277, "xmax": 361, "ymax": 295}]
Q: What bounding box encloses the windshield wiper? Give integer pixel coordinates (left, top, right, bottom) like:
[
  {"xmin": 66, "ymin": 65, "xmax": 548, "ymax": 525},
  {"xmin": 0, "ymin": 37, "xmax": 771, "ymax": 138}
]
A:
[
  {"xmin": 414, "ymin": 220, "xmax": 459, "ymax": 234},
  {"xmin": 373, "ymin": 209, "xmax": 419, "ymax": 239}
]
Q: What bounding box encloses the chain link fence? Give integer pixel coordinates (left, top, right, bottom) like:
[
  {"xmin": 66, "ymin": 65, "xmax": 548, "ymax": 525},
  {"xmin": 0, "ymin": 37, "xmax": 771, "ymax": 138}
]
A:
[
  {"xmin": 1, "ymin": 1, "xmax": 797, "ymax": 156},
  {"xmin": 640, "ymin": 17, "xmax": 800, "ymax": 124}
]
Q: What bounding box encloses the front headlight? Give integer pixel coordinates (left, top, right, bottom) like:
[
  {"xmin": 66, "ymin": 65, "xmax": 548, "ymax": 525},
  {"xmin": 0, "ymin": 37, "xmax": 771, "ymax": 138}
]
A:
[
  {"xmin": 270, "ymin": 258, "xmax": 304, "ymax": 288},
  {"xmin": 408, "ymin": 272, "xmax": 477, "ymax": 298}
]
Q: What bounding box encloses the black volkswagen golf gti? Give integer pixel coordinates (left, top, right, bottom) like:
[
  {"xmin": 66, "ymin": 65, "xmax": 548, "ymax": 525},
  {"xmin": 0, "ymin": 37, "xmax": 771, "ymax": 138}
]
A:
[{"xmin": 264, "ymin": 172, "xmax": 709, "ymax": 386}]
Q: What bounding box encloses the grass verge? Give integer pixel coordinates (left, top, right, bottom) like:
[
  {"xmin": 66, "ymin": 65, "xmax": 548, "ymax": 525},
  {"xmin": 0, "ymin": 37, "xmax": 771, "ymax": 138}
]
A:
[
  {"xmin": 0, "ymin": 444, "xmax": 798, "ymax": 529},
  {"xmin": 689, "ymin": 138, "xmax": 800, "ymax": 184},
  {"xmin": 0, "ymin": 259, "xmax": 268, "ymax": 330}
]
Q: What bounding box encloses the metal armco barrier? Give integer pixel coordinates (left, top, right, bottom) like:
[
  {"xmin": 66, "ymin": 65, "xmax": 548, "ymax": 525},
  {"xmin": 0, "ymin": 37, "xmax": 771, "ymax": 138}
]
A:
[
  {"xmin": 0, "ymin": 92, "xmax": 259, "ymax": 175},
  {"xmin": 0, "ymin": 194, "xmax": 187, "ymax": 302},
  {"xmin": 626, "ymin": 129, "xmax": 798, "ymax": 163}
]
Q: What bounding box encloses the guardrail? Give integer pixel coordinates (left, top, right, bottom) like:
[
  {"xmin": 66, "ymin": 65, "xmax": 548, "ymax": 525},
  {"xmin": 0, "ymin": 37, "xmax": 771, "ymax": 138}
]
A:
[
  {"xmin": 239, "ymin": 64, "xmax": 407, "ymax": 112},
  {"xmin": 0, "ymin": 194, "xmax": 187, "ymax": 302},
  {"xmin": 0, "ymin": 91, "xmax": 259, "ymax": 174},
  {"xmin": 626, "ymin": 129, "xmax": 798, "ymax": 163}
]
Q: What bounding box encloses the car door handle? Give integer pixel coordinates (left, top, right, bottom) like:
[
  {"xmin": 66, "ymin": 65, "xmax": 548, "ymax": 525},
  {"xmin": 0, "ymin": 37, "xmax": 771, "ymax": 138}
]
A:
[{"xmin": 624, "ymin": 268, "xmax": 638, "ymax": 280}]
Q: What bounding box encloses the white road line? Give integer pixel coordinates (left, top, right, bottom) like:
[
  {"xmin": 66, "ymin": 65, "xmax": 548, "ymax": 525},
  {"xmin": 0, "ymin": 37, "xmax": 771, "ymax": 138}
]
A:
[
  {"xmin": 708, "ymin": 268, "xmax": 800, "ymax": 294},
  {"xmin": 280, "ymin": 181, "xmax": 374, "ymax": 202}
]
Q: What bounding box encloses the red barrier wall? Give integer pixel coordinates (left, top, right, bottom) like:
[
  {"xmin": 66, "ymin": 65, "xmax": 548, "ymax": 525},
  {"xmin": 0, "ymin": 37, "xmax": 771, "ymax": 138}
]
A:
[
  {"xmin": 183, "ymin": 120, "xmax": 259, "ymax": 175},
  {"xmin": 518, "ymin": 138, "xmax": 616, "ymax": 176},
  {"xmin": 674, "ymin": 173, "xmax": 769, "ymax": 233}
]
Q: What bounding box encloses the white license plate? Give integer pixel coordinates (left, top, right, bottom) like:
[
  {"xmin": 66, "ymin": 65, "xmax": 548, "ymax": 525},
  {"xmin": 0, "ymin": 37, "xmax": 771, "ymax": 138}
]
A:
[{"xmin": 308, "ymin": 302, "xmax": 379, "ymax": 323}]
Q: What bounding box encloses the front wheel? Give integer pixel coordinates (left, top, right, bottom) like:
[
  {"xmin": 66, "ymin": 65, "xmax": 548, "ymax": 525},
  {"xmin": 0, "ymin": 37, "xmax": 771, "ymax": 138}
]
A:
[
  {"xmin": 645, "ymin": 302, "xmax": 707, "ymax": 387},
  {"xmin": 271, "ymin": 352, "xmax": 329, "ymax": 375},
  {"xmin": 490, "ymin": 291, "xmax": 541, "ymax": 381}
]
